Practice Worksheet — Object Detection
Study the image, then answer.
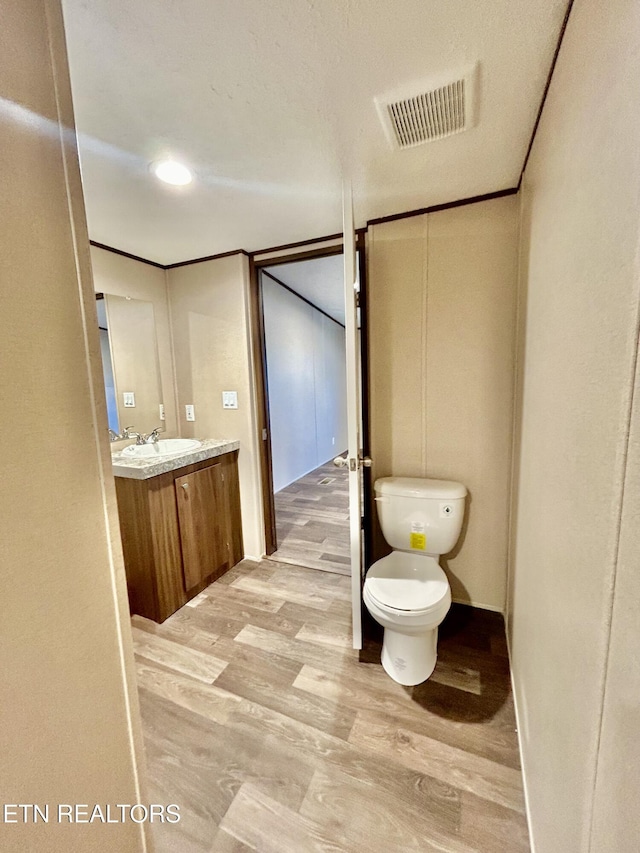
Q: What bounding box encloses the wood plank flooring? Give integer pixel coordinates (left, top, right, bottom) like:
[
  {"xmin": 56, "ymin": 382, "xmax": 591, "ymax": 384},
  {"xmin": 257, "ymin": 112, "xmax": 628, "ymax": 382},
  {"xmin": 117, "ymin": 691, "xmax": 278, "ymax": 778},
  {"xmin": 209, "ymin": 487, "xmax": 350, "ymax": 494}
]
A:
[
  {"xmin": 134, "ymin": 558, "xmax": 530, "ymax": 852},
  {"xmin": 272, "ymin": 460, "xmax": 350, "ymax": 574}
]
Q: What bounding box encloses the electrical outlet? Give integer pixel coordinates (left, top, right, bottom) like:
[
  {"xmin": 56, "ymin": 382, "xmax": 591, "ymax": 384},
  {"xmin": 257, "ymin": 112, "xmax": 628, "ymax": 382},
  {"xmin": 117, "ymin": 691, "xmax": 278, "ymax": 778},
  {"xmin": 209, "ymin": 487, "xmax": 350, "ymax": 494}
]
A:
[
  {"xmin": 159, "ymin": 403, "xmax": 165, "ymax": 421},
  {"xmin": 123, "ymin": 392, "xmax": 135, "ymax": 408},
  {"xmin": 185, "ymin": 404, "xmax": 195, "ymax": 422}
]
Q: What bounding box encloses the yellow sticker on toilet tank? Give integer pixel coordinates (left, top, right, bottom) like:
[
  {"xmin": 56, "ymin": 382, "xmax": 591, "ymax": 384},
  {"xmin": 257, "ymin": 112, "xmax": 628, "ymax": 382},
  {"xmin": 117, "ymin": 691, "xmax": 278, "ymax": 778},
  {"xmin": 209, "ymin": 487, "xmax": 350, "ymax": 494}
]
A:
[
  {"xmin": 410, "ymin": 533, "xmax": 426, "ymax": 550},
  {"xmin": 410, "ymin": 521, "xmax": 426, "ymax": 550}
]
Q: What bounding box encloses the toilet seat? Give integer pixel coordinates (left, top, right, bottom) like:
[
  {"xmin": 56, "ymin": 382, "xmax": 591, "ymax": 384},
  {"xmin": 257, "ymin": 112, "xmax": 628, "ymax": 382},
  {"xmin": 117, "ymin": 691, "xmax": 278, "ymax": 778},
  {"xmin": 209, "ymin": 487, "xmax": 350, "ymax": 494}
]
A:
[{"xmin": 365, "ymin": 552, "xmax": 449, "ymax": 616}]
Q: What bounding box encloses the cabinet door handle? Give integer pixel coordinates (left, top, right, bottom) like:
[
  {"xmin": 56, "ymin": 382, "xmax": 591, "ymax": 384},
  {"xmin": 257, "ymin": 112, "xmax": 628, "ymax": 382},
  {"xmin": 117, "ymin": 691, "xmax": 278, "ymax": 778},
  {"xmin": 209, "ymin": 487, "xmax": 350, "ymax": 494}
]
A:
[{"xmin": 181, "ymin": 483, "xmax": 189, "ymax": 490}]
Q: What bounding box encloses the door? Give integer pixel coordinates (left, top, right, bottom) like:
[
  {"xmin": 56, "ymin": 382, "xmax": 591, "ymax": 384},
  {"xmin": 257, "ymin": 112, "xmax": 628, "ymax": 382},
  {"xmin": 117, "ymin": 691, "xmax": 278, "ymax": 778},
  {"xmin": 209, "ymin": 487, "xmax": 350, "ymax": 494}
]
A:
[
  {"xmin": 342, "ymin": 182, "xmax": 367, "ymax": 650},
  {"xmin": 175, "ymin": 463, "xmax": 228, "ymax": 592}
]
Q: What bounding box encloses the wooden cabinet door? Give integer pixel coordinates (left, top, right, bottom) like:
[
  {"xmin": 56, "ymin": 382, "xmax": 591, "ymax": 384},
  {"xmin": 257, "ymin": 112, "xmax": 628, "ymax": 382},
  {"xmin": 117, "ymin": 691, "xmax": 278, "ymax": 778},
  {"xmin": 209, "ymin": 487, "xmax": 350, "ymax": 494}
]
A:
[
  {"xmin": 175, "ymin": 462, "xmax": 228, "ymax": 592},
  {"xmin": 221, "ymin": 452, "xmax": 244, "ymax": 565}
]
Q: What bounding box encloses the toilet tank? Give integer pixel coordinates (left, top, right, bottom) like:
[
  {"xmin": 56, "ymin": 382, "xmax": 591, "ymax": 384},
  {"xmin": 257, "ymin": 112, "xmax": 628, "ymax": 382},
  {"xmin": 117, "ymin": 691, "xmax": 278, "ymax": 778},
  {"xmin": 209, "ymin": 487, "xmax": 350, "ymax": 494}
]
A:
[{"xmin": 374, "ymin": 477, "xmax": 467, "ymax": 556}]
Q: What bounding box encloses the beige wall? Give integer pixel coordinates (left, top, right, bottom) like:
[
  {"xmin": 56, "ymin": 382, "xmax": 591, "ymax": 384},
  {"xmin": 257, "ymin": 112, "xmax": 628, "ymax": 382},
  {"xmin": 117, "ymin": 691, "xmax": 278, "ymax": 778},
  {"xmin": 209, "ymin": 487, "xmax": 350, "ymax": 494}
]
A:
[
  {"xmin": 368, "ymin": 196, "xmax": 519, "ymax": 610},
  {"xmin": 0, "ymin": 2, "xmax": 147, "ymax": 851},
  {"xmin": 167, "ymin": 255, "xmax": 264, "ymax": 559},
  {"xmin": 508, "ymin": 0, "xmax": 640, "ymax": 850},
  {"xmin": 90, "ymin": 246, "xmax": 178, "ymax": 437},
  {"xmin": 590, "ymin": 351, "xmax": 640, "ymax": 851}
]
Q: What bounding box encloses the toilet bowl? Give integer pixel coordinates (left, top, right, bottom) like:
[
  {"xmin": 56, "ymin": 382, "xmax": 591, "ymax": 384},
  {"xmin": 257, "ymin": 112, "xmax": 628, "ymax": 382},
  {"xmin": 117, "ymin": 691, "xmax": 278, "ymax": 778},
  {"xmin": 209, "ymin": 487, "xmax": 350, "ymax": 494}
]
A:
[
  {"xmin": 364, "ymin": 551, "xmax": 451, "ymax": 685},
  {"xmin": 364, "ymin": 476, "xmax": 466, "ymax": 686}
]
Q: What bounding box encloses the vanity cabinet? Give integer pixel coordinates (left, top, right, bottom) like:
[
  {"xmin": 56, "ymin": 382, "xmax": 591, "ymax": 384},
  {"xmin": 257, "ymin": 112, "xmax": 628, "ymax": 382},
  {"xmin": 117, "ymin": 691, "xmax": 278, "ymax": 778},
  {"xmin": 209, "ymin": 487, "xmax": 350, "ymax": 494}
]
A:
[{"xmin": 114, "ymin": 449, "xmax": 243, "ymax": 622}]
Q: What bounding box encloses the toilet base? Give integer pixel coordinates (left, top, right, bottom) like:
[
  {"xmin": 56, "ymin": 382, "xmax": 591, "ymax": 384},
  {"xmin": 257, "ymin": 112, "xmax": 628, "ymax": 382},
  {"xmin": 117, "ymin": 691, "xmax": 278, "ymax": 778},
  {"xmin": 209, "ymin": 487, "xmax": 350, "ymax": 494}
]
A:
[{"xmin": 381, "ymin": 626, "xmax": 438, "ymax": 686}]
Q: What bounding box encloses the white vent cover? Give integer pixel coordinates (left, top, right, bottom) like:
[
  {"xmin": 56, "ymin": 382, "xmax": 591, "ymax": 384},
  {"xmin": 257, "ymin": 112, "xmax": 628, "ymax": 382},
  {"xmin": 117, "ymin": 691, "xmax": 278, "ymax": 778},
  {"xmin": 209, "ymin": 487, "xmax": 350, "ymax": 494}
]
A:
[{"xmin": 375, "ymin": 65, "xmax": 478, "ymax": 149}]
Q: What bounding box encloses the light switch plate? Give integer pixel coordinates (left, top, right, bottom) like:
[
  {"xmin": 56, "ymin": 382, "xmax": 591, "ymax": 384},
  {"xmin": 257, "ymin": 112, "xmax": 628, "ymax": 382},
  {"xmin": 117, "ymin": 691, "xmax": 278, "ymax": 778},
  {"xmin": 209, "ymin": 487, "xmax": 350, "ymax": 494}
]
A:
[
  {"xmin": 222, "ymin": 391, "xmax": 238, "ymax": 409},
  {"xmin": 123, "ymin": 392, "xmax": 135, "ymax": 408},
  {"xmin": 185, "ymin": 404, "xmax": 195, "ymax": 422},
  {"xmin": 159, "ymin": 403, "xmax": 165, "ymax": 421}
]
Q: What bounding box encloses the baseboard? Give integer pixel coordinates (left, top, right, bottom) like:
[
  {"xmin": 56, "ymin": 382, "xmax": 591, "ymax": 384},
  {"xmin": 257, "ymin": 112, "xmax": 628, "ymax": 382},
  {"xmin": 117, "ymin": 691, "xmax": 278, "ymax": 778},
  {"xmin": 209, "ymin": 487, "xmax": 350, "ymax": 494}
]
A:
[
  {"xmin": 451, "ymin": 597, "xmax": 504, "ymax": 614},
  {"xmin": 506, "ymin": 634, "xmax": 536, "ymax": 853}
]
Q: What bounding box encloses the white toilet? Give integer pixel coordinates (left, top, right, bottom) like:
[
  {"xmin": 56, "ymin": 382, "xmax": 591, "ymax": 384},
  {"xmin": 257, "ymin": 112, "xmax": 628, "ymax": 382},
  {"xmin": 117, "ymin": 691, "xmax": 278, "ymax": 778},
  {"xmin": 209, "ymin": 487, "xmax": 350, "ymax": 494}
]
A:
[{"xmin": 364, "ymin": 477, "xmax": 467, "ymax": 686}]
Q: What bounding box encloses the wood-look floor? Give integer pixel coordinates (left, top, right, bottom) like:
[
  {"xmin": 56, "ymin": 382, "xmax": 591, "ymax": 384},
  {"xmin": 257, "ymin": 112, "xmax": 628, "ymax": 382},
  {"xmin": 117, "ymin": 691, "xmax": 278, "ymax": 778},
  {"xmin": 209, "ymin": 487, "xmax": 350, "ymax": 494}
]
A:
[
  {"xmin": 272, "ymin": 459, "xmax": 350, "ymax": 575},
  {"xmin": 133, "ymin": 559, "xmax": 530, "ymax": 852}
]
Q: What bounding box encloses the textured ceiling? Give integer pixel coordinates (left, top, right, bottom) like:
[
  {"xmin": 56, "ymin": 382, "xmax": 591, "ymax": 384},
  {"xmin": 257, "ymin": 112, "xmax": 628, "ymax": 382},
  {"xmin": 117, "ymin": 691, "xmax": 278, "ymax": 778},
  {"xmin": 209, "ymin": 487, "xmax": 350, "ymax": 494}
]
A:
[{"xmin": 61, "ymin": 0, "xmax": 569, "ymax": 264}]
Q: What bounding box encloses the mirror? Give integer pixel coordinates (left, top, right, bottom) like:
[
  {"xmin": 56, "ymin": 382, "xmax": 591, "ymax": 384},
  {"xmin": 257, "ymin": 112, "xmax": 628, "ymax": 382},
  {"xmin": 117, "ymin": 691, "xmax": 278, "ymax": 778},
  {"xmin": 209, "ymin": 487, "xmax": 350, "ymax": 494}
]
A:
[{"xmin": 96, "ymin": 294, "xmax": 164, "ymax": 437}]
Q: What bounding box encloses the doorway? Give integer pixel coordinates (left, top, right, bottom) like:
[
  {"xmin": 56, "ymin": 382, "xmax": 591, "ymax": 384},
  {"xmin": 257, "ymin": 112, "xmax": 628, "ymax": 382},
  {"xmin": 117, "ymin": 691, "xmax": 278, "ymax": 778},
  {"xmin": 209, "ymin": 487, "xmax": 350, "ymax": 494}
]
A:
[{"xmin": 257, "ymin": 252, "xmax": 351, "ymax": 573}]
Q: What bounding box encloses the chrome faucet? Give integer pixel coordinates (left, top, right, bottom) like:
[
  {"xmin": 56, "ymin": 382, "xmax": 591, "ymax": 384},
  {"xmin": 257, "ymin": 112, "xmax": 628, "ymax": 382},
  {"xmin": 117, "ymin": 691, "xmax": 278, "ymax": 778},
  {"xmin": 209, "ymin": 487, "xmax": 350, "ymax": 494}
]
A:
[
  {"xmin": 122, "ymin": 426, "xmax": 145, "ymax": 445},
  {"xmin": 143, "ymin": 426, "xmax": 164, "ymax": 444},
  {"xmin": 109, "ymin": 425, "xmax": 164, "ymax": 445},
  {"xmin": 109, "ymin": 427, "xmax": 141, "ymax": 443}
]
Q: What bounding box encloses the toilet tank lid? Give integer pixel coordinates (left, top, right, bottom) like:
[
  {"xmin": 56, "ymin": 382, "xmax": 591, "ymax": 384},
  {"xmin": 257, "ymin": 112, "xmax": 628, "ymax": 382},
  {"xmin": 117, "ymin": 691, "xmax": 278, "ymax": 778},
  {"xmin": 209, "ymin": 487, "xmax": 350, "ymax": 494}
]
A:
[{"xmin": 374, "ymin": 477, "xmax": 467, "ymax": 499}]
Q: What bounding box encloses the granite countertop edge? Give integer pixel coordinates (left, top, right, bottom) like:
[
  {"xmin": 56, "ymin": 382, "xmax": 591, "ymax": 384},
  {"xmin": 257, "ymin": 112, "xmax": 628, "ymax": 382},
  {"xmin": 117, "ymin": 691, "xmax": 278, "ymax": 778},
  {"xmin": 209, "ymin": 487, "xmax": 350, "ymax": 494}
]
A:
[{"xmin": 111, "ymin": 438, "xmax": 239, "ymax": 480}]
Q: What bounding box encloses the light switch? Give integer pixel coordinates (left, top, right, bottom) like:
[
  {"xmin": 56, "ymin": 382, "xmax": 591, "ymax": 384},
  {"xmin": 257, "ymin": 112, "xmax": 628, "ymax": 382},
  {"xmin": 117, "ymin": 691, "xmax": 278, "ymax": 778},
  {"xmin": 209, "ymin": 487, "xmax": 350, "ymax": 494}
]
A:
[
  {"xmin": 185, "ymin": 404, "xmax": 195, "ymax": 422},
  {"xmin": 222, "ymin": 391, "xmax": 238, "ymax": 409},
  {"xmin": 123, "ymin": 392, "xmax": 135, "ymax": 408},
  {"xmin": 159, "ymin": 403, "xmax": 165, "ymax": 421}
]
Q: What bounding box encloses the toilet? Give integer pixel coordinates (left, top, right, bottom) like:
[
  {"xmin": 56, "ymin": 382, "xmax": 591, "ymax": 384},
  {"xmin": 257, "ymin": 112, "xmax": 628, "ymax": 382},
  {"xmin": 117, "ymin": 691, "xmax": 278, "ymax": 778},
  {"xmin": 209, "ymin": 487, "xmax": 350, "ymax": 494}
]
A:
[{"xmin": 364, "ymin": 477, "xmax": 467, "ymax": 686}]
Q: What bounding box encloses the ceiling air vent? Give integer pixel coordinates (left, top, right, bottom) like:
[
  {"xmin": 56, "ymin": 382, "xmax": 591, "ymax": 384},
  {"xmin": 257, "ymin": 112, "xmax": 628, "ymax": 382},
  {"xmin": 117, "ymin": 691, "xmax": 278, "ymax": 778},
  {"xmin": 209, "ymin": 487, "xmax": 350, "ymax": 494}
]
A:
[{"xmin": 375, "ymin": 65, "xmax": 478, "ymax": 150}]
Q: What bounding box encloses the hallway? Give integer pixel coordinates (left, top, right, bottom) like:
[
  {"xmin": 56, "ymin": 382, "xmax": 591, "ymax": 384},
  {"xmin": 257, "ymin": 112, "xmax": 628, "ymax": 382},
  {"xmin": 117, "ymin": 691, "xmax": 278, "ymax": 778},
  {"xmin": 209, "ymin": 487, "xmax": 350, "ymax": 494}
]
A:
[{"xmin": 272, "ymin": 460, "xmax": 350, "ymax": 574}]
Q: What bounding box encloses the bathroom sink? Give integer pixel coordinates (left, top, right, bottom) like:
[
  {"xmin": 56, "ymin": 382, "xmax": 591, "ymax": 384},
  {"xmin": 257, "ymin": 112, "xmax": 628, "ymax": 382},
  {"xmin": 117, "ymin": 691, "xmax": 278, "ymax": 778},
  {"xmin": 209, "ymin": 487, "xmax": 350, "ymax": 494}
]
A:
[{"xmin": 121, "ymin": 439, "xmax": 202, "ymax": 458}]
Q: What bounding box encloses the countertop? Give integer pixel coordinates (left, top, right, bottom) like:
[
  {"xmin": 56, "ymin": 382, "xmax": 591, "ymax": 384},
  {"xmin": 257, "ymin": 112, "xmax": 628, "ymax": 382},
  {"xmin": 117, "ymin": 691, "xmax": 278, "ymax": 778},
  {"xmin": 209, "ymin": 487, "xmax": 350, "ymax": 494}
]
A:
[{"xmin": 111, "ymin": 438, "xmax": 239, "ymax": 480}]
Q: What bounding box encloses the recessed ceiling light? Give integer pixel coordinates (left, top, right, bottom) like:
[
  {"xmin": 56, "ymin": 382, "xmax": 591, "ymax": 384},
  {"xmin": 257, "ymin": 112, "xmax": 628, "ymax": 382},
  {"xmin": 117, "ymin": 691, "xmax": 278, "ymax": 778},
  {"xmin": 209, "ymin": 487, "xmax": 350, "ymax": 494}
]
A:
[{"xmin": 151, "ymin": 159, "xmax": 193, "ymax": 186}]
